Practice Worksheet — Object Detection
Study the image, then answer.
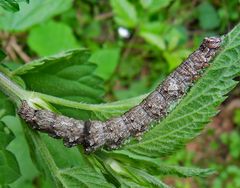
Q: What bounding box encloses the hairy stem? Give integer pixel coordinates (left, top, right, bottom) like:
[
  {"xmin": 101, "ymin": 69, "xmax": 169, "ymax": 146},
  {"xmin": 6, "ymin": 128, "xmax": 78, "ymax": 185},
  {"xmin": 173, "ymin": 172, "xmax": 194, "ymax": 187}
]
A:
[
  {"xmin": 0, "ymin": 70, "xmax": 144, "ymax": 112},
  {"xmin": 37, "ymin": 92, "xmax": 146, "ymax": 112},
  {"xmin": 0, "ymin": 72, "xmax": 28, "ymax": 104}
]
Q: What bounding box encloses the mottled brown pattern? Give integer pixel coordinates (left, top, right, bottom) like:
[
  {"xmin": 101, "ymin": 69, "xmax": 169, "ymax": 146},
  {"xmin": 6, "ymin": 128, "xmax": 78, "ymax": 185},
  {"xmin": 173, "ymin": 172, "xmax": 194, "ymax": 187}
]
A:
[
  {"xmin": 18, "ymin": 101, "xmax": 85, "ymax": 147},
  {"xmin": 18, "ymin": 37, "xmax": 221, "ymax": 153}
]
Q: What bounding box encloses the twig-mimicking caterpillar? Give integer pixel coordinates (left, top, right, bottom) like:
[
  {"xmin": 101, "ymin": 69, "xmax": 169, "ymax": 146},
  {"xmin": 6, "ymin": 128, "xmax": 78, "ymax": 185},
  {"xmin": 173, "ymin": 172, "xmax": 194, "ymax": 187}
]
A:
[{"xmin": 18, "ymin": 37, "xmax": 222, "ymax": 153}]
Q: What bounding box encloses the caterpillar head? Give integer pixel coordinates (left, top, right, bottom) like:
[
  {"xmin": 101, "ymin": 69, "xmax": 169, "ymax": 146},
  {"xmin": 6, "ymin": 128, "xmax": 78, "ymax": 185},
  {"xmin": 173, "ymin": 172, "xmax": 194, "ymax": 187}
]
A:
[{"xmin": 202, "ymin": 37, "xmax": 222, "ymax": 49}]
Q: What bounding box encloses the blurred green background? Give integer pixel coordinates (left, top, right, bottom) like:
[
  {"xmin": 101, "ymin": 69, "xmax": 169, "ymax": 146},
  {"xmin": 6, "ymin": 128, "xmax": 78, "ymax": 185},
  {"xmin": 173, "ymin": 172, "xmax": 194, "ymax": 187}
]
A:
[{"xmin": 0, "ymin": 0, "xmax": 240, "ymax": 187}]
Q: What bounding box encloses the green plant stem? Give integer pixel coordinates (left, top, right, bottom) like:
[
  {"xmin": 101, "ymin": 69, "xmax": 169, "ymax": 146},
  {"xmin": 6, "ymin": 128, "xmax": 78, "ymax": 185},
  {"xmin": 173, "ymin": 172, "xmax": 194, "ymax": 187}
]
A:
[
  {"xmin": 0, "ymin": 70, "xmax": 145, "ymax": 112},
  {"xmin": 37, "ymin": 92, "xmax": 146, "ymax": 112},
  {"xmin": 0, "ymin": 72, "xmax": 28, "ymax": 104}
]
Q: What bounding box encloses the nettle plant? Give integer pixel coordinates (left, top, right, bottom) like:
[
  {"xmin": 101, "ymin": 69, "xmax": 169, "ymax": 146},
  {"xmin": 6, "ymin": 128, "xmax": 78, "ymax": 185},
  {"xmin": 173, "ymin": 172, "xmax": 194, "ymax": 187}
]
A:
[{"xmin": 0, "ymin": 23, "xmax": 240, "ymax": 187}]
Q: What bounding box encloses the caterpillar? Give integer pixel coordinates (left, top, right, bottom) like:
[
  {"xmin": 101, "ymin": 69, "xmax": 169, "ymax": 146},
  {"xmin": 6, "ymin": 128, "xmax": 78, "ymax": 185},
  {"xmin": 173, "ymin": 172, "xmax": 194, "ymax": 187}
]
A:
[{"xmin": 18, "ymin": 37, "xmax": 222, "ymax": 153}]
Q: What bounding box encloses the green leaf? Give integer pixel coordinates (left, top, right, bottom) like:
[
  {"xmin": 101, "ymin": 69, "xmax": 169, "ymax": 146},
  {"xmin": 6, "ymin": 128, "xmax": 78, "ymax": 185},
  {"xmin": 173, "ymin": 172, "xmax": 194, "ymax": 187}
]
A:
[
  {"xmin": 140, "ymin": 0, "xmax": 173, "ymax": 13},
  {"xmin": 122, "ymin": 24, "xmax": 240, "ymax": 157},
  {"xmin": 59, "ymin": 167, "xmax": 113, "ymax": 188},
  {"xmin": 106, "ymin": 150, "xmax": 214, "ymax": 178},
  {"xmin": 13, "ymin": 49, "xmax": 105, "ymax": 119},
  {"xmin": 139, "ymin": 21, "xmax": 166, "ymax": 35},
  {"xmin": 0, "ymin": 120, "xmax": 20, "ymax": 185},
  {"xmin": 0, "ymin": 49, "xmax": 6, "ymax": 62},
  {"xmin": 155, "ymin": 165, "xmax": 215, "ymax": 178},
  {"xmin": 121, "ymin": 180, "xmax": 143, "ymax": 188},
  {"xmin": 1, "ymin": 116, "xmax": 38, "ymax": 188},
  {"xmin": 0, "ymin": 0, "xmax": 29, "ymax": 12},
  {"xmin": 0, "ymin": 150, "xmax": 21, "ymax": 184},
  {"xmin": 0, "ymin": 92, "xmax": 15, "ymax": 119},
  {"xmin": 164, "ymin": 27, "xmax": 188, "ymax": 51},
  {"xmin": 27, "ymin": 20, "xmax": 79, "ymax": 56},
  {"xmin": 139, "ymin": 32, "xmax": 166, "ymax": 50},
  {"xmin": 13, "ymin": 49, "xmax": 104, "ymax": 101},
  {"xmin": 0, "ymin": 121, "xmax": 14, "ymax": 149},
  {"xmin": 0, "ymin": 0, "xmax": 73, "ymax": 31},
  {"xmin": 97, "ymin": 152, "xmax": 170, "ymax": 187},
  {"xmin": 197, "ymin": 2, "xmax": 220, "ymax": 30},
  {"xmin": 110, "ymin": 0, "xmax": 138, "ymax": 28},
  {"xmin": 228, "ymin": 131, "xmax": 240, "ymax": 159},
  {"xmin": 115, "ymin": 78, "xmax": 149, "ymax": 100},
  {"xmin": 234, "ymin": 109, "xmax": 240, "ymax": 126},
  {"xmin": 124, "ymin": 167, "xmax": 171, "ymax": 188},
  {"xmin": 90, "ymin": 48, "xmax": 120, "ymax": 80},
  {"xmin": 163, "ymin": 49, "xmax": 191, "ymax": 71},
  {"xmin": 0, "ymin": 0, "xmax": 19, "ymax": 12}
]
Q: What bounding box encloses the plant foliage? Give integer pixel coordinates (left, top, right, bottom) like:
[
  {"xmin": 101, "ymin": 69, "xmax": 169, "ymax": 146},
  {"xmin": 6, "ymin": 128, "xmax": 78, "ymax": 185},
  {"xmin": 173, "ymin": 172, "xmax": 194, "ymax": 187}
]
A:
[
  {"xmin": 0, "ymin": 22, "xmax": 240, "ymax": 187},
  {"xmin": 0, "ymin": 0, "xmax": 29, "ymax": 12},
  {"xmin": 0, "ymin": 0, "xmax": 72, "ymax": 31},
  {"xmin": 122, "ymin": 27, "xmax": 240, "ymax": 157}
]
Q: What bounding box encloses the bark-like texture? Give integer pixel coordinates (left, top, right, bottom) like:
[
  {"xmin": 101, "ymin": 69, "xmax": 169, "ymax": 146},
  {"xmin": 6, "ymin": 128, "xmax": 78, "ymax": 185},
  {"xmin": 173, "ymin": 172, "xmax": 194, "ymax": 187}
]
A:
[
  {"xmin": 18, "ymin": 101, "xmax": 86, "ymax": 147},
  {"xmin": 18, "ymin": 37, "xmax": 221, "ymax": 153}
]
